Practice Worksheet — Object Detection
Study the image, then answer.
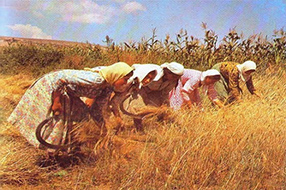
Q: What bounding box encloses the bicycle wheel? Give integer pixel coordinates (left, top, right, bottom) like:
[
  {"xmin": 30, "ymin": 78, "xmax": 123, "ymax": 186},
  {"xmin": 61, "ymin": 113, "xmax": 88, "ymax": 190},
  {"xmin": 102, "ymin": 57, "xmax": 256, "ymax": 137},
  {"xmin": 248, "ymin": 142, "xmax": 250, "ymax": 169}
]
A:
[{"xmin": 36, "ymin": 116, "xmax": 72, "ymax": 150}]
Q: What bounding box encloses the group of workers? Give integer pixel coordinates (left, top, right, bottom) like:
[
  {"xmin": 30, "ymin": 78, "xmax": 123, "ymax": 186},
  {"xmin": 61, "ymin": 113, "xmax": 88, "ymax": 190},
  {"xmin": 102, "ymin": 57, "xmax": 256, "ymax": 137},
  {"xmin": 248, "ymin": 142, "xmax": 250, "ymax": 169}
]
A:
[{"xmin": 7, "ymin": 60, "xmax": 260, "ymax": 155}]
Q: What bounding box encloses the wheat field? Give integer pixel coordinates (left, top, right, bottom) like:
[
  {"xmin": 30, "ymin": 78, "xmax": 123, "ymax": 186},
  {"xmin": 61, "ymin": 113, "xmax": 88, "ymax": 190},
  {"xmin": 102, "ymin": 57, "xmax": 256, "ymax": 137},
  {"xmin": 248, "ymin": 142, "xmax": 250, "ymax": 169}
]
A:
[
  {"xmin": 1, "ymin": 30, "xmax": 286, "ymax": 189},
  {"xmin": 0, "ymin": 64, "xmax": 286, "ymax": 189}
]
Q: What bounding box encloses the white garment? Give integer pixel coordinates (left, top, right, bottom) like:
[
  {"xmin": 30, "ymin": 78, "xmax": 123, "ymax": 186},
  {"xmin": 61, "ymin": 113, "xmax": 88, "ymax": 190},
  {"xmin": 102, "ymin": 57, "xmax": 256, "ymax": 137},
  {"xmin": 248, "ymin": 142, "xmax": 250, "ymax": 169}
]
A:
[
  {"xmin": 129, "ymin": 63, "xmax": 162, "ymax": 88},
  {"xmin": 200, "ymin": 69, "xmax": 221, "ymax": 82},
  {"xmin": 161, "ymin": 62, "xmax": 184, "ymax": 75},
  {"xmin": 236, "ymin": 60, "xmax": 256, "ymax": 81}
]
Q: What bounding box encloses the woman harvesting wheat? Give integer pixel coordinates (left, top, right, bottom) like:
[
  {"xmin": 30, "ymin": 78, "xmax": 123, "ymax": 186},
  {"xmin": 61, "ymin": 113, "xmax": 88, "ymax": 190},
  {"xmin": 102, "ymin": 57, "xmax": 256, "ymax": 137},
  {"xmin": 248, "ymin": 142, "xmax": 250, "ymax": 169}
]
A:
[
  {"xmin": 7, "ymin": 62, "xmax": 134, "ymax": 154},
  {"xmin": 212, "ymin": 60, "xmax": 261, "ymax": 104}
]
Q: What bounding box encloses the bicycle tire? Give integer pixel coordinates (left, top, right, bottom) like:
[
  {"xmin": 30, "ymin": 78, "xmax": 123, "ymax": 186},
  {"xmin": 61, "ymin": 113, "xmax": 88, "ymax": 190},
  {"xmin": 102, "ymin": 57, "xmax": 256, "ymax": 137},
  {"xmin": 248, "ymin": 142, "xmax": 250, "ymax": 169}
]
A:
[{"xmin": 36, "ymin": 116, "xmax": 72, "ymax": 150}]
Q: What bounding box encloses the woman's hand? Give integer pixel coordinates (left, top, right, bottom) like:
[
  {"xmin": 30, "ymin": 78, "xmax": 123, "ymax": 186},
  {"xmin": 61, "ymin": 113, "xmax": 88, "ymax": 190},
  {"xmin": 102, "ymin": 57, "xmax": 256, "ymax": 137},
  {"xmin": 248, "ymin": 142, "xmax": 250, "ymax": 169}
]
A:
[
  {"xmin": 183, "ymin": 100, "xmax": 193, "ymax": 109},
  {"xmin": 52, "ymin": 101, "xmax": 62, "ymax": 116},
  {"xmin": 115, "ymin": 116, "xmax": 123, "ymax": 127},
  {"xmin": 85, "ymin": 98, "xmax": 95, "ymax": 108},
  {"xmin": 213, "ymin": 99, "xmax": 224, "ymax": 108},
  {"xmin": 52, "ymin": 91, "xmax": 62, "ymax": 115}
]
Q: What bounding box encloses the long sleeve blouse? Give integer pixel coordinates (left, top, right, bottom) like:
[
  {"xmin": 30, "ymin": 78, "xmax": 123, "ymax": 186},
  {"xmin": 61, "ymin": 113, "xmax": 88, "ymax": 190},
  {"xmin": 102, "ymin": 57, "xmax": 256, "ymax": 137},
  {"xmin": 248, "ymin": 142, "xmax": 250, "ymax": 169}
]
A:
[
  {"xmin": 215, "ymin": 62, "xmax": 256, "ymax": 102},
  {"xmin": 169, "ymin": 69, "xmax": 218, "ymax": 110}
]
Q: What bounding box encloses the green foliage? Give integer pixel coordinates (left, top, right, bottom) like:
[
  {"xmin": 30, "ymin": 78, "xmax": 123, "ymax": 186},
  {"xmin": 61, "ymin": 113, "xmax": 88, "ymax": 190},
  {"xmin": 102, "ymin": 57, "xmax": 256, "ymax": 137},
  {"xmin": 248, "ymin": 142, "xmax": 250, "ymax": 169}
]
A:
[
  {"xmin": 105, "ymin": 25, "xmax": 286, "ymax": 71},
  {"xmin": 0, "ymin": 43, "xmax": 63, "ymax": 75},
  {"xmin": 0, "ymin": 42, "xmax": 104, "ymax": 77},
  {"xmin": 1, "ymin": 25, "xmax": 285, "ymax": 77}
]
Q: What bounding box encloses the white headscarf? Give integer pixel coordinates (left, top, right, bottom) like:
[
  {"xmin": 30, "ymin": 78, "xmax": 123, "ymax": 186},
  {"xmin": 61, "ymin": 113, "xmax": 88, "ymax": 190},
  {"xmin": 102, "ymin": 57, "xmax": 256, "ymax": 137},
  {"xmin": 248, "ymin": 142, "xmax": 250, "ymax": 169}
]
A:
[
  {"xmin": 200, "ymin": 69, "xmax": 221, "ymax": 94},
  {"xmin": 200, "ymin": 69, "xmax": 221, "ymax": 82},
  {"xmin": 128, "ymin": 64, "xmax": 162, "ymax": 88},
  {"xmin": 236, "ymin": 60, "xmax": 256, "ymax": 81},
  {"xmin": 161, "ymin": 62, "xmax": 184, "ymax": 76}
]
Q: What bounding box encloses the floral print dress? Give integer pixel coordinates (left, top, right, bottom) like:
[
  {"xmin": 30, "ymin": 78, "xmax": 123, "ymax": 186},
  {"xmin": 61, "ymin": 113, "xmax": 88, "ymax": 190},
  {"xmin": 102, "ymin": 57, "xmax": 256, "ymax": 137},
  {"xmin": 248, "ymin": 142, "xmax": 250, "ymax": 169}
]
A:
[{"xmin": 7, "ymin": 69, "xmax": 113, "ymax": 148}]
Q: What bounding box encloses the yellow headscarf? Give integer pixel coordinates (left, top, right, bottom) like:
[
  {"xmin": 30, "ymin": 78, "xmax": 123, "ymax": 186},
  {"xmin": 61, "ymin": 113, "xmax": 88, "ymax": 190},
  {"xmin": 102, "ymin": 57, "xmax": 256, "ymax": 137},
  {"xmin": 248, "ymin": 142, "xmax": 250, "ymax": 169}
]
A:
[{"xmin": 99, "ymin": 62, "xmax": 133, "ymax": 85}]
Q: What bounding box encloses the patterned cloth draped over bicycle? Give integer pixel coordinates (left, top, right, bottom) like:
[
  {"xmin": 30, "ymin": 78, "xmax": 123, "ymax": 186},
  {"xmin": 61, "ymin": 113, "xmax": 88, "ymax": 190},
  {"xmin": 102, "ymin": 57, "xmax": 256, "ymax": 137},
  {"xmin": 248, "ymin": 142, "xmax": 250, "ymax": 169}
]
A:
[{"xmin": 7, "ymin": 69, "xmax": 113, "ymax": 148}]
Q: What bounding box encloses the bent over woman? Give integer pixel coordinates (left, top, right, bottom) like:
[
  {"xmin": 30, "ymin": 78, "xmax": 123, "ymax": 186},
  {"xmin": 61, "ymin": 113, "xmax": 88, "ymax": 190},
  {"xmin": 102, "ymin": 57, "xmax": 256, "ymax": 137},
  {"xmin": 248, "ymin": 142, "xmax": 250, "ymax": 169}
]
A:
[
  {"xmin": 7, "ymin": 62, "xmax": 133, "ymax": 151},
  {"xmin": 212, "ymin": 60, "xmax": 260, "ymax": 104},
  {"xmin": 169, "ymin": 69, "xmax": 223, "ymax": 110}
]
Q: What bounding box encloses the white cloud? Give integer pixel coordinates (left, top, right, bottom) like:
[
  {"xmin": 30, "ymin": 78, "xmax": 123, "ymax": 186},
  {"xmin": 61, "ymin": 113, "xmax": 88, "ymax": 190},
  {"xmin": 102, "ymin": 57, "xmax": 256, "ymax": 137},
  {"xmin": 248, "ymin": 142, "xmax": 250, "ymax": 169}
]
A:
[
  {"xmin": 32, "ymin": 11, "xmax": 45, "ymax": 18},
  {"xmin": 51, "ymin": 0, "xmax": 116, "ymax": 24},
  {"xmin": 122, "ymin": 1, "xmax": 146, "ymax": 14},
  {"xmin": 1, "ymin": 1, "xmax": 31, "ymax": 11},
  {"xmin": 8, "ymin": 24, "xmax": 52, "ymax": 39}
]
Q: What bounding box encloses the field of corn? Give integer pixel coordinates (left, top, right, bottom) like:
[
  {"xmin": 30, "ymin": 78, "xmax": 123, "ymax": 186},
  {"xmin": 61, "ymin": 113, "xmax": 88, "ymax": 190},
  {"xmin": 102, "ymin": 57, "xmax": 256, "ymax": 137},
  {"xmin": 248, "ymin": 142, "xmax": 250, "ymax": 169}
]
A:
[{"xmin": 0, "ymin": 26, "xmax": 286, "ymax": 189}]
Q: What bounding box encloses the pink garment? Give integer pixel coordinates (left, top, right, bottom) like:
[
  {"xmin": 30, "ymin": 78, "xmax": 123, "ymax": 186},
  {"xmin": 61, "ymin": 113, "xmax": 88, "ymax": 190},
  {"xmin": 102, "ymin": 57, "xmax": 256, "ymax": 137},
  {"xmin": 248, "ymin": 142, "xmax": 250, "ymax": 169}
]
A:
[{"xmin": 169, "ymin": 69, "xmax": 218, "ymax": 110}]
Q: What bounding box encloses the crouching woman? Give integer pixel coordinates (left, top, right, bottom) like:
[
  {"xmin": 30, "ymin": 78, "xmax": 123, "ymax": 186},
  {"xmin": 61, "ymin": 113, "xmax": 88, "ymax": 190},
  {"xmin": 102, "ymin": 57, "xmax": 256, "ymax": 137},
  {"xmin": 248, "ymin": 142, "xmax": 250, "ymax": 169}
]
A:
[
  {"xmin": 169, "ymin": 69, "xmax": 223, "ymax": 110},
  {"xmin": 212, "ymin": 60, "xmax": 260, "ymax": 104},
  {"xmin": 7, "ymin": 62, "xmax": 133, "ymax": 155}
]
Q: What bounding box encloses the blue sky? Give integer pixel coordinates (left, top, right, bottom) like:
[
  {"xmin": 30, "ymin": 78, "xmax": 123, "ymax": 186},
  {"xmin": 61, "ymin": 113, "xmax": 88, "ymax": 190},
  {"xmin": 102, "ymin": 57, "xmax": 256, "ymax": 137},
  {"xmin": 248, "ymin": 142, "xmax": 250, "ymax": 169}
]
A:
[{"xmin": 1, "ymin": 0, "xmax": 286, "ymax": 45}]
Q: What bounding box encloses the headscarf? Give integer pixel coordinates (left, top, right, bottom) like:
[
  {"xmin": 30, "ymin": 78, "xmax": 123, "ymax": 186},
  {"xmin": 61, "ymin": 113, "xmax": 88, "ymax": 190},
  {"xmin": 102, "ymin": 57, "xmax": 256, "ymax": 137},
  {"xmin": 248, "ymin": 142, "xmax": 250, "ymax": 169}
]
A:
[
  {"xmin": 201, "ymin": 69, "xmax": 221, "ymax": 82},
  {"xmin": 84, "ymin": 66, "xmax": 107, "ymax": 72},
  {"xmin": 99, "ymin": 62, "xmax": 133, "ymax": 85},
  {"xmin": 236, "ymin": 60, "xmax": 256, "ymax": 81},
  {"xmin": 200, "ymin": 69, "xmax": 221, "ymax": 94},
  {"xmin": 161, "ymin": 62, "xmax": 184, "ymax": 76},
  {"xmin": 129, "ymin": 64, "xmax": 161, "ymax": 88}
]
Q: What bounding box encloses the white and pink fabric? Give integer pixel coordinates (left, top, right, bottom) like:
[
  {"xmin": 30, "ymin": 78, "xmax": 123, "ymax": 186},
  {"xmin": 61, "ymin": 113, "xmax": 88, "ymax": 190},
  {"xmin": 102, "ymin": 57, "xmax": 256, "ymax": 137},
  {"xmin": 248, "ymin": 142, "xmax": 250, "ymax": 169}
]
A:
[{"xmin": 169, "ymin": 69, "xmax": 219, "ymax": 110}]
